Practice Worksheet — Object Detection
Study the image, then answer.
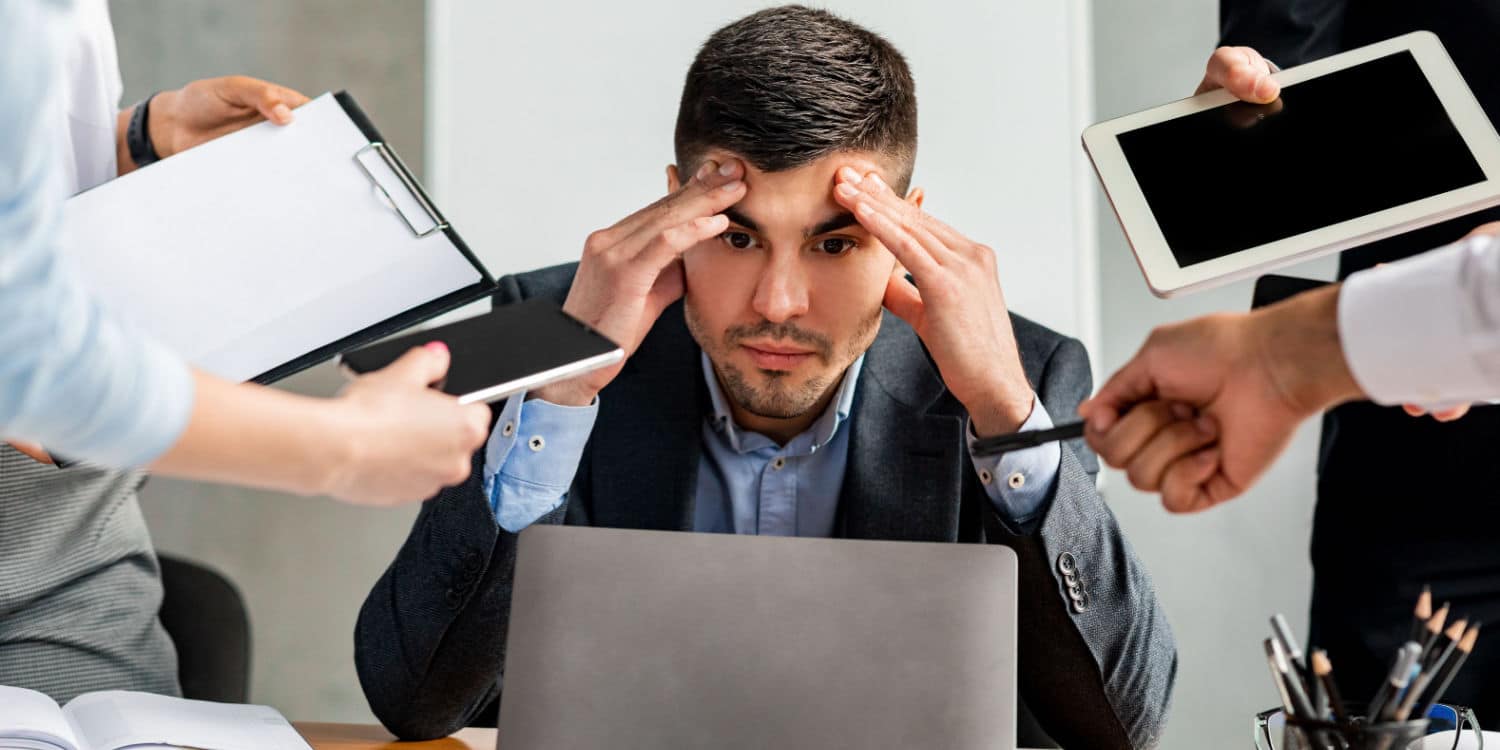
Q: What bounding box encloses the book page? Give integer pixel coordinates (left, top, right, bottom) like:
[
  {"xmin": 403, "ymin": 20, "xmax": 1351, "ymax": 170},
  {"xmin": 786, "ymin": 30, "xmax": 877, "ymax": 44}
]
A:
[
  {"xmin": 0, "ymin": 686, "xmax": 77, "ymax": 750},
  {"xmin": 61, "ymin": 692, "xmax": 310, "ymax": 750}
]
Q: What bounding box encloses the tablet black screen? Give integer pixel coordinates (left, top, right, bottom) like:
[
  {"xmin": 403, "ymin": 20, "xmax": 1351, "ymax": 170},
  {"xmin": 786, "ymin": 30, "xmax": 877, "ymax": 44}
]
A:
[{"xmin": 1117, "ymin": 50, "xmax": 1485, "ymax": 268}]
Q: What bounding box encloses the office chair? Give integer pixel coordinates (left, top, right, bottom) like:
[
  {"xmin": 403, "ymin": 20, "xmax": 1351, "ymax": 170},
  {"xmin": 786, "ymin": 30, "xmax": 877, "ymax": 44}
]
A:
[{"xmin": 157, "ymin": 554, "xmax": 252, "ymax": 703}]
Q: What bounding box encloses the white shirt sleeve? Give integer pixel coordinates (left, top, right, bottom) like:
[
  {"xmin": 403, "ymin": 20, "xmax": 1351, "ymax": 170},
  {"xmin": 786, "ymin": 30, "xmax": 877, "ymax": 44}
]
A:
[{"xmin": 1339, "ymin": 233, "xmax": 1500, "ymax": 407}]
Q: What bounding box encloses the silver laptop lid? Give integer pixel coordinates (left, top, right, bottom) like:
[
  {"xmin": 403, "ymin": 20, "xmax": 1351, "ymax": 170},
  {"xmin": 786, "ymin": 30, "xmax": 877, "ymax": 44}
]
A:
[{"xmin": 498, "ymin": 526, "xmax": 1018, "ymax": 750}]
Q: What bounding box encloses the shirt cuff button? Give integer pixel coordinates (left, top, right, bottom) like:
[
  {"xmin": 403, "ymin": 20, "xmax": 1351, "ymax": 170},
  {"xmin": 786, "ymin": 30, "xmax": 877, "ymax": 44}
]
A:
[
  {"xmin": 1007, "ymin": 472, "xmax": 1026, "ymax": 489},
  {"xmin": 978, "ymin": 469, "xmax": 993, "ymax": 485},
  {"xmin": 502, "ymin": 421, "xmax": 516, "ymax": 437},
  {"xmin": 528, "ymin": 436, "xmax": 545, "ymax": 452}
]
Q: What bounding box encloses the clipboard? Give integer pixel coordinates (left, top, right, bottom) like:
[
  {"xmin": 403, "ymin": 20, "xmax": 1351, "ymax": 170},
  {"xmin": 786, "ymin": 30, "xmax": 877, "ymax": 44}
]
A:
[{"xmin": 59, "ymin": 91, "xmax": 496, "ymax": 385}]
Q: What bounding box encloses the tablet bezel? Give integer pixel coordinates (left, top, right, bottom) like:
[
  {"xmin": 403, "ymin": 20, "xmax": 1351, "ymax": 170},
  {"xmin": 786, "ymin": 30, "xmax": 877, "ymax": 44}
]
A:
[{"xmin": 1083, "ymin": 31, "xmax": 1500, "ymax": 297}]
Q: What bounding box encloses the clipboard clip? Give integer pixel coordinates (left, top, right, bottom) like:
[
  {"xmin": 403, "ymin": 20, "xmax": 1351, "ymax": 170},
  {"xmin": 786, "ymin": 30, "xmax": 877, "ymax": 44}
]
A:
[{"xmin": 354, "ymin": 142, "xmax": 449, "ymax": 238}]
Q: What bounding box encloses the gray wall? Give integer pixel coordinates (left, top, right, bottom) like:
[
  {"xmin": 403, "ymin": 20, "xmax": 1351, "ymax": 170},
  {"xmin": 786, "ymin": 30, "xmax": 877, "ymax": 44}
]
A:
[
  {"xmin": 1090, "ymin": 2, "xmax": 1339, "ymax": 747},
  {"xmin": 110, "ymin": 0, "xmax": 427, "ymax": 723}
]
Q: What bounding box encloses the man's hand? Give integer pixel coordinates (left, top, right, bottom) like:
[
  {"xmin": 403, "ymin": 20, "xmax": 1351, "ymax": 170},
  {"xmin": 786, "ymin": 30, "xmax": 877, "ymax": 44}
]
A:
[
  {"xmin": 323, "ymin": 343, "xmax": 491, "ymax": 505},
  {"xmin": 118, "ymin": 76, "xmax": 309, "ymax": 172},
  {"xmin": 1077, "ymin": 286, "xmax": 1362, "ymax": 512},
  {"xmin": 531, "ymin": 159, "xmax": 747, "ymax": 406},
  {"xmin": 1196, "ymin": 45, "xmax": 1281, "ymax": 102},
  {"xmin": 832, "ymin": 167, "xmax": 1033, "ymax": 436}
]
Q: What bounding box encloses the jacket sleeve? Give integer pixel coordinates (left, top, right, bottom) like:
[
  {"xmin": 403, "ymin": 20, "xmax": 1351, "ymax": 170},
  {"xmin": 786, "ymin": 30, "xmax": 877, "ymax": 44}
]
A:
[
  {"xmin": 353, "ymin": 271, "xmax": 584, "ymax": 740},
  {"xmin": 1218, "ymin": 0, "xmax": 1348, "ymax": 66},
  {"xmin": 988, "ymin": 337, "xmax": 1178, "ymax": 750}
]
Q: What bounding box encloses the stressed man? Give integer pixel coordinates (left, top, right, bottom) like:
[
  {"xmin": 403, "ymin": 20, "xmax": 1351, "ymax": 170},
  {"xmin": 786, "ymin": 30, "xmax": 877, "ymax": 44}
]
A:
[{"xmin": 356, "ymin": 7, "xmax": 1176, "ymax": 748}]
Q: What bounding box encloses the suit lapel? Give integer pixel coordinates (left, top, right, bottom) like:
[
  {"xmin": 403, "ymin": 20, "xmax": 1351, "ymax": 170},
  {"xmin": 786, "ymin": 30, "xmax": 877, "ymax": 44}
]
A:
[
  {"xmin": 588, "ymin": 301, "xmax": 705, "ymax": 532},
  {"xmin": 838, "ymin": 313, "xmax": 966, "ymax": 542}
]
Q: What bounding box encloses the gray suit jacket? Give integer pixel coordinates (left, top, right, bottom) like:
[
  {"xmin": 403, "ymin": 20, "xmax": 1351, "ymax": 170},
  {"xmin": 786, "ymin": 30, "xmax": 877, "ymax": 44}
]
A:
[{"xmin": 355, "ymin": 264, "xmax": 1177, "ymax": 749}]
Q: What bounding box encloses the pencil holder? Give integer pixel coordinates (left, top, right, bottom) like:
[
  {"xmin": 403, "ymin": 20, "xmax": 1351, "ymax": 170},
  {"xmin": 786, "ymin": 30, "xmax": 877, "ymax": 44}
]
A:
[{"xmin": 1255, "ymin": 701, "xmax": 1482, "ymax": 750}]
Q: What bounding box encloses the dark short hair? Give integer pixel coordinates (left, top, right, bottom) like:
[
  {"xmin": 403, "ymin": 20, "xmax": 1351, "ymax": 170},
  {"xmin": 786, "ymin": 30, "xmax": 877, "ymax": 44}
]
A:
[{"xmin": 673, "ymin": 5, "xmax": 918, "ymax": 191}]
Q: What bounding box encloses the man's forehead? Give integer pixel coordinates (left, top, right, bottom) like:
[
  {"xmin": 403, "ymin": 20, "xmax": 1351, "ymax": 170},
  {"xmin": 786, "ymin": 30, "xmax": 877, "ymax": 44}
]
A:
[{"xmin": 699, "ymin": 148, "xmax": 895, "ymax": 184}]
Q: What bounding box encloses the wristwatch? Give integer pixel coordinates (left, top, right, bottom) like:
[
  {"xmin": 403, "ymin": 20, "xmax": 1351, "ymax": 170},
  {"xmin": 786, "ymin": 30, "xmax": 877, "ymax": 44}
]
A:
[{"xmin": 126, "ymin": 92, "xmax": 162, "ymax": 168}]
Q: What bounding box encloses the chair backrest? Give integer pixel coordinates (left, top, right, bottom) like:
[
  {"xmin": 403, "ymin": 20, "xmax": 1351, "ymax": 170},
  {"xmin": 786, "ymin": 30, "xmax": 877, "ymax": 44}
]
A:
[{"xmin": 156, "ymin": 554, "xmax": 252, "ymax": 703}]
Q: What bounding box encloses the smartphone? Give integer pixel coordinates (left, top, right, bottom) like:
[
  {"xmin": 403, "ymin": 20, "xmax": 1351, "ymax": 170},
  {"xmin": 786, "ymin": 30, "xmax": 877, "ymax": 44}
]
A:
[
  {"xmin": 1251, "ymin": 274, "xmax": 1332, "ymax": 310},
  {"xmin": 339, "ymin": 298, "xmax": 623, "ymax": 404}
]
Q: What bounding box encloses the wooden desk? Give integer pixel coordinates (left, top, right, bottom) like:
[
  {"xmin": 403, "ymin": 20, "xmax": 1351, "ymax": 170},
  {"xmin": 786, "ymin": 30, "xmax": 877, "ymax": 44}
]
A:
[
  {"xmin": 296, "ymin": 723, "xmax": 496, "ymax": 749},
  {"xmin": 296, "ymin": 723, "xmax": 1046, "ymax": 750}
]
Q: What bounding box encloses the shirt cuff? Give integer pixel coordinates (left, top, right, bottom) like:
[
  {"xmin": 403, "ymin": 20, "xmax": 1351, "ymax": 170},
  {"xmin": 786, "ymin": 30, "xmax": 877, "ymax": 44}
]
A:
[
  {"xmin": 1340, "ymin": 235, "xmax": 1496, "ymax": 407},
  {"xmin": 968, "ymin": 396, "xmax": 1062, "ymax": 529},
  {"xmin": 482, "ymin": 391, "xmax": 598, "ymax": 532}
]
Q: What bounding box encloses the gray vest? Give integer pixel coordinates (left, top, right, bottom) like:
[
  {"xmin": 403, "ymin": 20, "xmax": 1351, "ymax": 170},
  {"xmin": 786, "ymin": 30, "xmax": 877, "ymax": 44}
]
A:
[{"xmin": 0, "ymin": 447, "xmax": 178, "ymax": 702}]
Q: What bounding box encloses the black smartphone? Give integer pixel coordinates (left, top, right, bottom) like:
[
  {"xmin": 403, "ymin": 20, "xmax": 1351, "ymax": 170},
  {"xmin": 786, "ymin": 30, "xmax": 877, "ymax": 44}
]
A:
[
  {"xmin": 1251, "ymin": 274, "xmax": 1332, "ymax": 310},
  {"xmin": 340, "ymin": 298, "xmax": 623, "ymax": 404}
]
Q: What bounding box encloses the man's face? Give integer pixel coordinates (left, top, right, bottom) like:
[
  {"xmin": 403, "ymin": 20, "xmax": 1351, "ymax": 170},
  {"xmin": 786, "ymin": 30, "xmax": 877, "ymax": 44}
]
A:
[{"xmin": 674, "ymin": 149, "xmax": 913, "ymax": 420}]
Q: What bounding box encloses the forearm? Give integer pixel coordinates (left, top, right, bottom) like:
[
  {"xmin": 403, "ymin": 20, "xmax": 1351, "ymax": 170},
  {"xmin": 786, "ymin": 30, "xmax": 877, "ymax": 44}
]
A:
[
  {"xmin": 1255, "ymin": 283, "xmax": 1362, "ymax": 414},
  {"xmin": 145, "ymin": 371, "xmax": 348, "ymax": 495},
  {"xmin": 1005, "ymin": 451, "xmax": 1177, "ymax": 749}
]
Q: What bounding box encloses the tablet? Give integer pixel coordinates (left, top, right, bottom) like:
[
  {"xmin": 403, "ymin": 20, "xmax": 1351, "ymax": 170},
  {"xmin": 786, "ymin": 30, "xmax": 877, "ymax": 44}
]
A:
[
  {"xmin": 1083, "ymin": 32, "xmax": 1500, "ymax": 298},
  {"xmin": 339, "ymin": 298, "xmax": 623, "ymax": 404}
]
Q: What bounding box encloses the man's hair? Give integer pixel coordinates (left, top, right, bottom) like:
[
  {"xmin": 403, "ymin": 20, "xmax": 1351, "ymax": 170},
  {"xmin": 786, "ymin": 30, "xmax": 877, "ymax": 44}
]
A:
[{"xmin": 674, "ymin": 5, "xmax": 918, "ymax": 191}]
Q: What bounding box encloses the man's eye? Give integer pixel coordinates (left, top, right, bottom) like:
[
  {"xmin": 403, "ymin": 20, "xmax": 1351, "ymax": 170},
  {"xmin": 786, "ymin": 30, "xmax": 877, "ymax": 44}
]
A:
[
  {"xmin": 815, "ymin": 237, "xmax": 857, "ymax": 256},
  {"xmin": 720, "ymin": 231, "xmax": 758, "ymax": 250}
]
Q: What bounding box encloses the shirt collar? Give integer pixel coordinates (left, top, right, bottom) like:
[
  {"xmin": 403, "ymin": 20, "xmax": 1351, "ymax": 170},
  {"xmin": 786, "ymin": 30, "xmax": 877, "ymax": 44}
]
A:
[{"xmin": 700, "ymin": 350, "xmax": 864, "ymax": 455}]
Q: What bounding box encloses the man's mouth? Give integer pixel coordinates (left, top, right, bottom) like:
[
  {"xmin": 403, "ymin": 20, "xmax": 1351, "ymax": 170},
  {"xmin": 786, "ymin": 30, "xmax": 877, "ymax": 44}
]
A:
[{"xmin": 740, "ymin": 341, "xmax": 817, "ymax": 371}]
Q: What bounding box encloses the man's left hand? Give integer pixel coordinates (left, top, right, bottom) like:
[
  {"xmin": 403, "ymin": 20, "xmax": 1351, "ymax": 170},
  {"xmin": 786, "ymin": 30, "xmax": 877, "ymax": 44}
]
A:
[
  {"xmin": 121, "ymin": 76, "xmax": 310, "ymax": 172},
  {"xmin": 833, "ymin": 167, "xmax": 1034, "ymax": 437}
]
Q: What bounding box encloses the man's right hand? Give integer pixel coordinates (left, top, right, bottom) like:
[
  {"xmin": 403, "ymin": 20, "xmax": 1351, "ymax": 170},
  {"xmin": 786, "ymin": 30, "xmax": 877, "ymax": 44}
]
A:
[
  {"xmin": 1195, "ymin": 45, "xmax": 1281, "ymax": 102},
  {"xmin": 532, "ymin": 158, "xmax": 747, "ymax": 406}
]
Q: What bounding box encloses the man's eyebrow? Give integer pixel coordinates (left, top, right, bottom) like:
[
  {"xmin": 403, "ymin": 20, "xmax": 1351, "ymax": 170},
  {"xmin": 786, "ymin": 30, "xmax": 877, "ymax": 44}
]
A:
[
  {"xmin": 723, "ymin": 207, "xmax": 760, "ymax": 232},
  {"xmin": 809, "ymin": 211, "xmax": 858, "ymax": 237}
]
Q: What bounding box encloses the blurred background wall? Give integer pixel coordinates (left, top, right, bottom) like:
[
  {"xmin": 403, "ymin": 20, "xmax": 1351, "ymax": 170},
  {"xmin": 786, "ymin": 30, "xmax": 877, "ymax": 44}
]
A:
[{"xmin": 110, "ymin": 1, "xmax": 1341, "ymax": 745}]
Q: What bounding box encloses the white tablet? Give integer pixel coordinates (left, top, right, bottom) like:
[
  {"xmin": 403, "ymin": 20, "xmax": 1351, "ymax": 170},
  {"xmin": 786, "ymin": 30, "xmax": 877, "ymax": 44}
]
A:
[{"xmin": 1083, "ymin": 32, "xmax": 1500, "ymax": 298}]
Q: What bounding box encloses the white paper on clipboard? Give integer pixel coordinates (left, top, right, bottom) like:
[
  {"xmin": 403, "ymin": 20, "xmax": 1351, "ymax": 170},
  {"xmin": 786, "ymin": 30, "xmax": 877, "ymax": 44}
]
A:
[{"xmin": 57, "ymin": 93, "xmax": 488, "ymax": 383}]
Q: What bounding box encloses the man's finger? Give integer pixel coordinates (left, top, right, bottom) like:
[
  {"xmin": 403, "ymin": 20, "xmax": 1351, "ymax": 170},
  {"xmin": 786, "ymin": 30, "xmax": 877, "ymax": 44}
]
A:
[
  {"xmin": 882, "ymin": 271, "xmax": 924, "ymax": 324},
  {"xmin": 841, "ymin": 168, "xmax": 959, "ymax": 264},
  {"xmin": 613, "ymin": 159, "xmax": 745, "ymax": 241},
  {"xmin": 636, "ymin": 213, "xmax": 732, "ymax": 272},
  {"xmin": 1159, "ymin": 447, "xmax": 1220, "ymax": 512},
  {"xmin": 833, "ymin": 177, "xmax": 942, "ymax": 279},
  {"xmin": 257, "ymin": 84, "xmax": 310, "ymax": 125},
  {"xmin": 1197, "ymin": 46, "xmax": 1279, "ymax": 103},
  {"xmin": 1084, "ymin": 350, "xmax": 1161, "ymax": 433}
]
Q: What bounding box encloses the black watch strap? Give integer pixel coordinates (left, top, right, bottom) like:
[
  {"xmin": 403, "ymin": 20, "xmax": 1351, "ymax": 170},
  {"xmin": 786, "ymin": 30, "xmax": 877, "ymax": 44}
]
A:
[{"xmin": 126, "ymin": 93, "xmax": 162, "ymax": 168}]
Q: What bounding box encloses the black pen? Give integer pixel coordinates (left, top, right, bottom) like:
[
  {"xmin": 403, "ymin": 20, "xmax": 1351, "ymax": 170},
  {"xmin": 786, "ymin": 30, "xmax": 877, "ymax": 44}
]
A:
[{"xmin": 970, "ymin": 421, "xmax": 1085, "ymax": 457}]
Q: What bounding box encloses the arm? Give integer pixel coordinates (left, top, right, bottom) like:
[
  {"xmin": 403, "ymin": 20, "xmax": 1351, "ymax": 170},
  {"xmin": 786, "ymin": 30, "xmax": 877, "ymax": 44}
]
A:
[
  {"xmin": 998, "ymin": 339, "xmax": 1178, "ymax": 750},
  {"xmin": 0, "ymin": 5, "xmax": 487, "ymax": 503}
]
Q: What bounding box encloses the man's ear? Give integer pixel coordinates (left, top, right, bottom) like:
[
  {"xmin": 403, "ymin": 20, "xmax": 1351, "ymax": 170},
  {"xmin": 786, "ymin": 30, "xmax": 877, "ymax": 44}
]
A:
[
  {"xmin": 666, "ymin": 164, "xmax": 682, "ymax": 193},
  {"xmin": 906, "ymin": 186, "xmax": 925, "ymax": 209}
]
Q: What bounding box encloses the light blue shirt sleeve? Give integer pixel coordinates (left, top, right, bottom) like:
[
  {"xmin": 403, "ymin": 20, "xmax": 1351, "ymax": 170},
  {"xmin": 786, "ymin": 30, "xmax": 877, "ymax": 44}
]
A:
[
  {"xmin": 0, "ymin": 2, "xmax": 195, "ymax": 468},
  {"xmin": 967, "ymin": 397, "xmax": 1062, "ymax": 531},
  {"xmin": 482, "ymin": 392, "xmax": 600, "ymax": 533}
]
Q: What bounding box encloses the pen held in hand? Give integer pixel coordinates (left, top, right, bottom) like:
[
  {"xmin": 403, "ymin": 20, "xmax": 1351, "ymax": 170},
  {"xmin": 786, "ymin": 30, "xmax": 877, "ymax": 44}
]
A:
[{"xmin": 970, "ymin": 420, "xmax": 1085, "ymax": 458}]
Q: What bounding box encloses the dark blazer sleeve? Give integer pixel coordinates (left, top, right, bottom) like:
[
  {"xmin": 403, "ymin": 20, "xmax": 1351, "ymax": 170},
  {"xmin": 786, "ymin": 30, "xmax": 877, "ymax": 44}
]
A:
[
  {"xmin": 991, "ymin": 337, "xmax": 1178, "ymax": 750},
  {"xmin": 353, "ymin": 267, "xmax": 580, "ymax": 740},
  {"xmin": 1219, "ymin": 0, "xmax": 1348, "ymax": 66}
]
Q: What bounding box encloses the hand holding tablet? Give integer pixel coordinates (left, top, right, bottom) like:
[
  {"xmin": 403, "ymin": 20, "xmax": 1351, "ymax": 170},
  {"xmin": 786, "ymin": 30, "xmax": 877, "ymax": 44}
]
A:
[{"xmin": 1085, "ymin": 32, "xmax": 1500, "ymax": 297}]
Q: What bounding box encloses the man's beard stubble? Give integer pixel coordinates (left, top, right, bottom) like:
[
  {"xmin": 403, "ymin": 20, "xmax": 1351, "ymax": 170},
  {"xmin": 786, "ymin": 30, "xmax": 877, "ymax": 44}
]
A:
[{"xmin": 684, "ymin": 302, "xmax": 882, "ymax": 420}]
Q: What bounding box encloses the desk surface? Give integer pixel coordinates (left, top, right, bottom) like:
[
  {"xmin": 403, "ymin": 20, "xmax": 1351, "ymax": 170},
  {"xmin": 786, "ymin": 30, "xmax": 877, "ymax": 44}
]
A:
[
  {"xmin": 297, "ymin": 723, "xmax": 495, "ymax": 749},
  {"xmin": 295, "ymin": 723, "xmax": 1045, "ymax": 750}
]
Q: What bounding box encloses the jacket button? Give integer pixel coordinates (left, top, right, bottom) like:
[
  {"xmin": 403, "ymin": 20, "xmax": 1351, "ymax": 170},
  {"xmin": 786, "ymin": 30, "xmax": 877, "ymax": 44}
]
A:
[
  {"xmin": 464, "ymin": 551, "xmax": 482, "ymax": 572},
  {"xmin": 1071, "ymin": 592, "xmax": 1091, "ymax": 613},
  {"xmin": 1057, "ymin": 552, "xmax": 1077, "ymax": 576},
  {"xmin": 445, "ymin": 588, "xmax": 464, "ymax": 609}
]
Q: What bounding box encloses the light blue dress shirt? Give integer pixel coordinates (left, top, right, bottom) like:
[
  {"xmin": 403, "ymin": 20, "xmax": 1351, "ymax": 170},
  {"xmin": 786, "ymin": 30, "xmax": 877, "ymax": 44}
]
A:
[
  {"xmin": 483, "ymin": 350, "xmax": 1062, "ymax": 535},
  {"xmin": 0, "ymin": 1, "xmax": 195, "ymax": 467}
]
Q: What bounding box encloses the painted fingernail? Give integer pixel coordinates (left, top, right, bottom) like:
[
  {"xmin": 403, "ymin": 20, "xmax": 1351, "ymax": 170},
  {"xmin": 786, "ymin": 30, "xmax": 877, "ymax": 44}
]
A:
[
  {"xmin": 720, "ymin": 180, "xmax": 743, "ymax": 192},
  {"xmin": 719, "ymin": 160, "xmax": 738, "ymax": 177},
  {"xmin": 836, "ymin": 183, "xmax": 860, "ymax": 198},
  {"xmin": 839, "ymin": 167, "xmax": 863, "ymax": 184},
  {"xmin": 696, "ymin": 161, "xmax": 716, "ymax": 181},
  {"xmin": 424, "ymin": 341, "xmax": 448, "ymax": 354}
]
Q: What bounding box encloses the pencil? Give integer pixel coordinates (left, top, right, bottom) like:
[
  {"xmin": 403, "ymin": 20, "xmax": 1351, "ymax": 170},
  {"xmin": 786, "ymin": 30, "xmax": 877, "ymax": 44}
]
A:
[
  {"xmin": 1419, "ymin": 622, "xmax": 1481, "ymax": 718},
  {"xmin": 1396, "ymin": 618, "xmax": 1468, "ymax": 721},
  {"xmin": 1312, "ymin": 650, "xmax": 1349, "ymax": 724},
  {"xmin": 1410, "ymin": 586, "xmax": 1433, "ymax": 644}
]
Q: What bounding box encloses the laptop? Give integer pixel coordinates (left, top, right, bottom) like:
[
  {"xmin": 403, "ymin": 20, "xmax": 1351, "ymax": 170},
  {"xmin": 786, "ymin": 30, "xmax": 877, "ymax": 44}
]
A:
[{"xmin": 497, "ymin": 526, "xmax": 1019, "ymax": 750}]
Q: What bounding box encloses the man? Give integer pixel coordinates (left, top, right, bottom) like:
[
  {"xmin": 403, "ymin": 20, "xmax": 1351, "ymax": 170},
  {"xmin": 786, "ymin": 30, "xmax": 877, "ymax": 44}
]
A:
[
  {"xmin": 1104, "ymin": 4, "xmax": 1500, "ymax": 713},
  {"xmin": 0, "ymin": 0, "xmax": 484, "ymax": 702},
  {"xmin": 356, "ymin": 7, "xmax": 1176, "ymax": 748}
]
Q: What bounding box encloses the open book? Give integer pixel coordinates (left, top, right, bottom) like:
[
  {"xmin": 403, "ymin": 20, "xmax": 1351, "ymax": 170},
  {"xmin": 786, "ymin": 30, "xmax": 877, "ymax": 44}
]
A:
[{"xmin": 0, "ymin": 687, "xmax": 312, "ymax": 750}]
